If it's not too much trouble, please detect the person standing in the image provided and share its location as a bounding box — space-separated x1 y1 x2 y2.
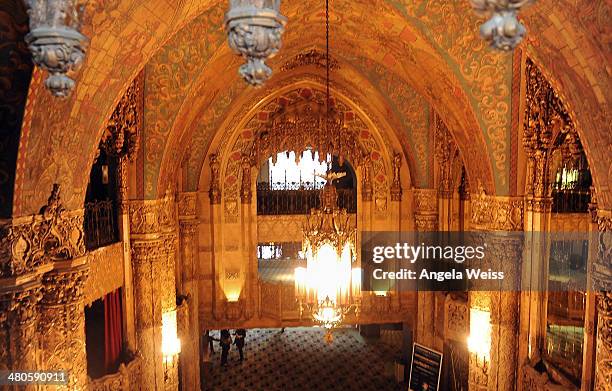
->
219 329 232 367
233 329 247 361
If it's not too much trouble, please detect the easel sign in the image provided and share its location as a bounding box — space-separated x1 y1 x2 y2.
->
408 343 443 391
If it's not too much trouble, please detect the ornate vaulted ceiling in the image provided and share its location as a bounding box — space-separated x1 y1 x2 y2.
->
8 0 611 217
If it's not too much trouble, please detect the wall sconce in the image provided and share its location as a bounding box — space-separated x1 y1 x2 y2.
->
161 310 181 363
225 0 287 86
24 0 88 97
226 291 241 303
467 307 491 368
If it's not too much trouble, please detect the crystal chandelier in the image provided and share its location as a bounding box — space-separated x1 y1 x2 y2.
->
470 0 535 51
225 0 287 86
24 0 88 97
294 177 361 334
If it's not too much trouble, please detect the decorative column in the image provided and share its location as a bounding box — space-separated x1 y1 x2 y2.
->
413 189 438 349
1 184 88 389
101 72 143 351
39 260 89 389
0 280 42 390
178 192 201 391
593 210 611 390
434 114 458 231
468 187 524 391
129 194 179 391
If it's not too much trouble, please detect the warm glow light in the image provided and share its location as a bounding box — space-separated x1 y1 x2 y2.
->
374 291 387 297
226 291 241 302
161 310 181 361
467 308 491 361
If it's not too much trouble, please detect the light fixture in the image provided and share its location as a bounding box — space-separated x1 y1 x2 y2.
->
294 174 361 336
467 307 491 369
161 309 181 363
469 0 535 51
225 0 287 86
24 0 88 97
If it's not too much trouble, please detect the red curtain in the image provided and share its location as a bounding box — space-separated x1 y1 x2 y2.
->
104 289 123 373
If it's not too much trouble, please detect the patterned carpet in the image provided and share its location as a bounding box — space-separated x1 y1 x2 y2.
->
202 327 405 391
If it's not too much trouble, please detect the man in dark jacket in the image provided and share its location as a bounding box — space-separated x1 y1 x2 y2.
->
233 329 247 361
219 329 232 367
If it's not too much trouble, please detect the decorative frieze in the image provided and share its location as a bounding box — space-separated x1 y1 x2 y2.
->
0 184 85 278
413 189 438 231
470 184 523 231
240 155 252 204
128 193 176 236
281 49 340 72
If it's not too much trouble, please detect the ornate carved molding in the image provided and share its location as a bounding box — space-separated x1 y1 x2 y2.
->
595 291 612 390
435 113 460 199
240 155 252 204
445 293 468 342
0 184 85 278
523 58 576 200
280 49 340 72
128 193 176 236
209 154 221 205
40 264 88 307
413 189 438 231
178 192 197 219
390 152 402 202
470 184 524 231
88 354 142 391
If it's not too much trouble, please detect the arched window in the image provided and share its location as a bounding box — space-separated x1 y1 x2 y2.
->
256 150 356 215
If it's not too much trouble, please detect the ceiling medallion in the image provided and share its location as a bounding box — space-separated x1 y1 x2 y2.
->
225 0 287 86
24 0 88 97
470 0 535 51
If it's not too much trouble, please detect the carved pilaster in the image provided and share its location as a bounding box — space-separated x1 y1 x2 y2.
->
594 212 612 390
413 189 438 231
390 152 402 202
240 155 252 204
0 281 42 387
131 239 166 391
209 154 221 205
177 218 200 391
361 159 373 202
39 261 89 390
468 201 523 391
435 114 457 199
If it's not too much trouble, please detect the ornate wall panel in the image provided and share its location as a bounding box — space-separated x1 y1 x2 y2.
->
84 242 124 306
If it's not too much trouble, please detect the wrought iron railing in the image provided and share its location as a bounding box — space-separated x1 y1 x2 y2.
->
84 200 118 250
256 184 356 215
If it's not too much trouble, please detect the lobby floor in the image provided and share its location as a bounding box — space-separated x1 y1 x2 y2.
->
202 327 405 391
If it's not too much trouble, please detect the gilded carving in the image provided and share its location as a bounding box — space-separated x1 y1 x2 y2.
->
209 154 221 205
128 193 176 236
445 293 468 342
413 189 438 231
390 152 402 202
101 72 143 212
470 184 523 231
88 354 142 391
178 192 197 218
523 58 577 209
240 154 252 204
0 184 85 278
434 114 461 199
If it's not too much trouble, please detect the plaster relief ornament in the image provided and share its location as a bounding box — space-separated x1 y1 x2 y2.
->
24 0 88 97
470 0 535 51
225 0 287 86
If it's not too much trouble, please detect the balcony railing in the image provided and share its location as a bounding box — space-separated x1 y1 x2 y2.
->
257 183 356 215
84 200 119 250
